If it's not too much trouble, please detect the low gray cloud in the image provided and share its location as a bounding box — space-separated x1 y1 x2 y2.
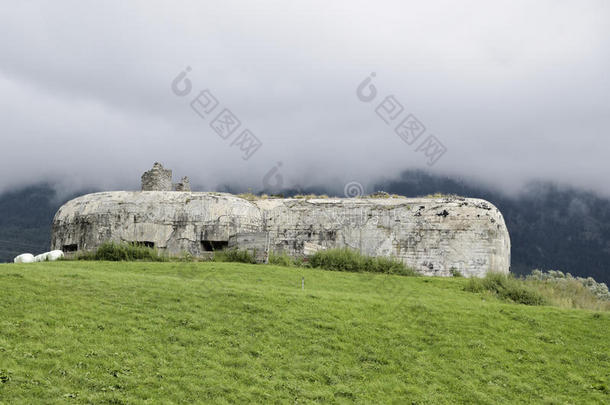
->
1 0 609 196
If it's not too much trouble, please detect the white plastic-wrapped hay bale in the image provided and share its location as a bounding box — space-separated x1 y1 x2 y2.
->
34 252 49 262
46 250 64 261
14 253 35 263
33 250 64 262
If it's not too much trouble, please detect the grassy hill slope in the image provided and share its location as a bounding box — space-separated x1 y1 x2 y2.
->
0 262 608 404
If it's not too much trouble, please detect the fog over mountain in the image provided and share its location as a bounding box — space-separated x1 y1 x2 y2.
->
1 1 609 196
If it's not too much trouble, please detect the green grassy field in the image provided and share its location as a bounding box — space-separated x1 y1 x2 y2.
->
0 262 608 404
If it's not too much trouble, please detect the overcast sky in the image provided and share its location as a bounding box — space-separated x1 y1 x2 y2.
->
1 0 609 197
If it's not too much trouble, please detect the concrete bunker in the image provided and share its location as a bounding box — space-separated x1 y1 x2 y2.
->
50 163 511 277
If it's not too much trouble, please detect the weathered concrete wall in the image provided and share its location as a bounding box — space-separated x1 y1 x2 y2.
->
228 232 269 262
141 162 173 191
254 197 510 277
52 192 262 256
51 192 510 277
173 177 191 192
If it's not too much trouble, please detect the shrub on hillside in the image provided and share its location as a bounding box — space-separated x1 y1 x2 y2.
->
76 242 167 262
527 270 610 301
524 270 610 310
465 272 546 306
213 248 257 264
309 248 417 276
450 268 463 277
268 251 294 267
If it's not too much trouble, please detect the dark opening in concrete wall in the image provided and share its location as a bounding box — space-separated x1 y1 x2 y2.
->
132 241 155 248
201 240 229 251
